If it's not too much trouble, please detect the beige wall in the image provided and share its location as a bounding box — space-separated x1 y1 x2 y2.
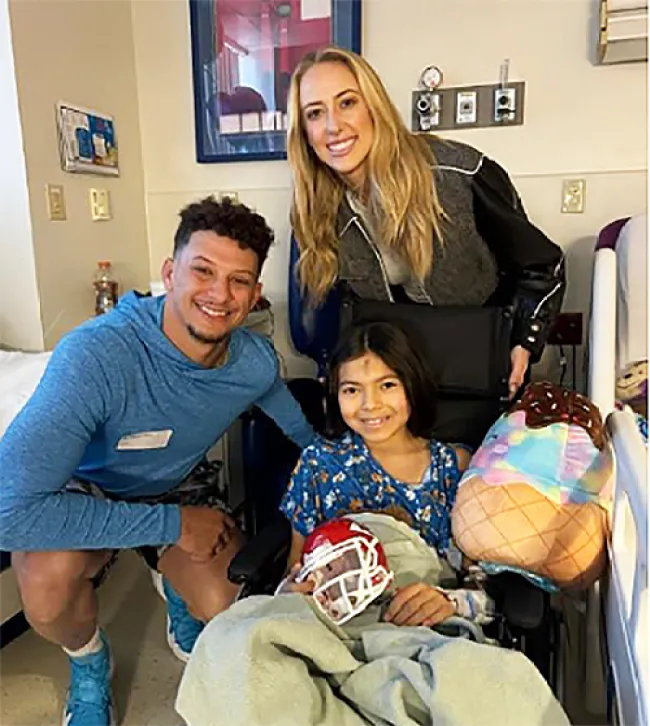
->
370 0 647 176
131 0 647 380
9 0 150 349
0 0 43 351
131 0 309 371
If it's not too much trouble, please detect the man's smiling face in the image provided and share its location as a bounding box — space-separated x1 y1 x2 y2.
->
162 230 261 359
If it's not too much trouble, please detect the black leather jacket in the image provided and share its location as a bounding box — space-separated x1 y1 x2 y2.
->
334 137 565 361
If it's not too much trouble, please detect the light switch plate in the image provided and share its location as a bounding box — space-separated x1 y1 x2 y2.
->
561 179 586 214
46 184 66 221
219 191 239 203
90 188 111 221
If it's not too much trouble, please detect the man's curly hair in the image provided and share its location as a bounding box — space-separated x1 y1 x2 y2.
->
173 196 274 274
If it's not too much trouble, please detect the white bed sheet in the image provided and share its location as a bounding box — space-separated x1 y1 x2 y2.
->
590 214 648 416
0 350 51 440
616 213 648 375
0 350 51 633
589 247 618 416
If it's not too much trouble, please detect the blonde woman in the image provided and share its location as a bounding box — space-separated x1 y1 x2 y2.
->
287 47 565 397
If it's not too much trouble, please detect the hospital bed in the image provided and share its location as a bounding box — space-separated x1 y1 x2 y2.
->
0 349 51 646
588 213 648 725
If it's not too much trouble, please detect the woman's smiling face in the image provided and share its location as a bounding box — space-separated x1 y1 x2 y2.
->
299 61 374 189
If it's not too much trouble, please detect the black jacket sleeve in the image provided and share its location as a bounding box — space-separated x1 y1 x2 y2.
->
472 156 565 361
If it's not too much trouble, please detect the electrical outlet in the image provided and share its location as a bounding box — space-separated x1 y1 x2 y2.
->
89 189 111 221
561 179 586 214
547 312 583 346
494 87 516 122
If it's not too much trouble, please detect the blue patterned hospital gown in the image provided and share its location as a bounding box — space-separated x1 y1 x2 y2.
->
280 432 463 555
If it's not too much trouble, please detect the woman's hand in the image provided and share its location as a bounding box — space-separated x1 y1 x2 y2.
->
275 562 315 595
508 345 531 399
383 583 456 627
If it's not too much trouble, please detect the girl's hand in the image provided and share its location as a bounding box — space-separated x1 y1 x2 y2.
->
275 562 315 595
383 583 456 627
508 345 531 399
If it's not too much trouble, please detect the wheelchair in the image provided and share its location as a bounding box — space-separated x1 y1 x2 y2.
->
226 236 564 695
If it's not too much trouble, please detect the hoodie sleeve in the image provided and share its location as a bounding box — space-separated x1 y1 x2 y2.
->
472 156 566 361
251 338 315 449
0 332 181 552
255 374 315 449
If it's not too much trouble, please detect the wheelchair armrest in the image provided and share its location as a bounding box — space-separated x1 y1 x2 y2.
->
228 518 291 587
485 572 546 630
503 582 545 630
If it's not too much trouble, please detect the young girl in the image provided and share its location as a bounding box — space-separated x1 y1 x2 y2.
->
280 321 492 628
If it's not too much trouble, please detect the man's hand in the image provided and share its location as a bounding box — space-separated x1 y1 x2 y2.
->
177 506 236 563
508 345 531 400
383 583 456 627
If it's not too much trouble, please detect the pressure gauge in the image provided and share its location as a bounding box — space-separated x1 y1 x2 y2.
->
419 65 443 90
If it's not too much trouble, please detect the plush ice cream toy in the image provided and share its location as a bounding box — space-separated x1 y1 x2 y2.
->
451 382 612 591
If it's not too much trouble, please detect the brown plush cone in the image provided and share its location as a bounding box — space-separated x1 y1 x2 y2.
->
452 478 608 590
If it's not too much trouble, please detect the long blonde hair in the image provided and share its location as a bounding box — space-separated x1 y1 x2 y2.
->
288 46 445 305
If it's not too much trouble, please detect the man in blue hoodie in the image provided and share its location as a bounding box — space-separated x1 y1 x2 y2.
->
0 196 315 725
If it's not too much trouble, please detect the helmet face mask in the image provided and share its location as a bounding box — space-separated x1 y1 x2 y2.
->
299 519 393 625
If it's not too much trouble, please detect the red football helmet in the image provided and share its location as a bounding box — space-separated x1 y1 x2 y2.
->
298 518 393 625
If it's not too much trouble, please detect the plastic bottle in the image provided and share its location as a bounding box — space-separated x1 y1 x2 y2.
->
94 260 118 316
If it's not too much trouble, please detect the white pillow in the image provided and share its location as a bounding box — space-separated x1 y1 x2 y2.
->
0 351 51 440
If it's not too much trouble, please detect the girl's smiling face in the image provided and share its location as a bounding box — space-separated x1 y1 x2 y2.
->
337 352 411 446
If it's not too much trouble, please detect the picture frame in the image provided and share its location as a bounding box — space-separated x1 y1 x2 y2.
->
188 0 362 164
55 102 119 176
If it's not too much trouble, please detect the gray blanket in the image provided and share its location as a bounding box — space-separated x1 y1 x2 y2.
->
176 513 569 726
176 593 569 726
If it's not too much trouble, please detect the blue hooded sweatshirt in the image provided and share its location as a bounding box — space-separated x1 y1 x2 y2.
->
0 292 314 552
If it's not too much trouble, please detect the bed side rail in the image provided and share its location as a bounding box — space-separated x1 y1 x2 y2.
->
606 409 647 726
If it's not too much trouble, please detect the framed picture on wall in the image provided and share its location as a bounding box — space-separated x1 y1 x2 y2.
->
55 102 119 176
189 0 361 163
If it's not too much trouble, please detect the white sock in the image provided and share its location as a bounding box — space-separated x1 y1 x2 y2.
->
63 628 104 659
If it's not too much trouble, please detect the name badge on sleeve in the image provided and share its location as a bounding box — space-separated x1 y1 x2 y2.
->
116 430 173 451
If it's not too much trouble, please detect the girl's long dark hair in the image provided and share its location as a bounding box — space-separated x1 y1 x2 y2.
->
326 321 438 439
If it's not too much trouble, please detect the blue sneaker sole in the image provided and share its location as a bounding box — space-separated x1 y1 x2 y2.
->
62 651 116 726
166 615 191 664
156 574 196 663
